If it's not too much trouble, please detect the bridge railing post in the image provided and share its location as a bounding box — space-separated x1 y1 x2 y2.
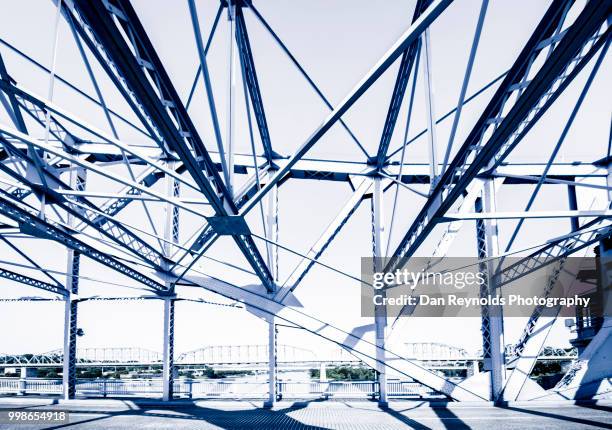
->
18 367 26 396
186 378 193 399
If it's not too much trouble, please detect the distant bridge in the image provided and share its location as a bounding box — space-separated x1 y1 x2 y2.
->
0 343 576 371
0 344 360 370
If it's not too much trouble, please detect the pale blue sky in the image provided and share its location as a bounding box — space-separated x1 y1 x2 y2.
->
0 0 609 358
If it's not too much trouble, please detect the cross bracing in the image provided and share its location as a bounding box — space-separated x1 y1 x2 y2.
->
0 0 610 404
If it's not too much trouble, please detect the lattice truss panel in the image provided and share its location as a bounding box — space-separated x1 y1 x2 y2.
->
0 0 609 402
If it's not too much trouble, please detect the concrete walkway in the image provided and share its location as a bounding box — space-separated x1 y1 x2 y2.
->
0 398 610 429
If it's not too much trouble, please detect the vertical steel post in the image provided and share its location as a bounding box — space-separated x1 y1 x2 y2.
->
266 170 279 278
62 168 85 400
162 166 178 401
372 177 388 407
264 319 278 407
226 1 237 197
475 179 505 401
598 158 612 326
162 296 175 401
567 185 580 231
265 169 279 407
604 160 612 202
421 29 439 187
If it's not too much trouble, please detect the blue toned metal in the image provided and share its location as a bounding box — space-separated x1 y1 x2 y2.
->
66 0 275 291
497 221 612 288
0 190 166 292
274 179 371 303
385 42 421 256
0 135 169 272
62 169 84 400
384 71 507 161
502 38 610 254
235 6 276 161
0 38 151 139
247 3 368 158
374 0 429 168
207 215 251 236
475 182 506 402
441 0 488 172
188 0 230 187
0 54 50 192
475 196 492 363
0 266 67 297
161 297 175 401
568 185 580 231
239 0 454 216
385 0 610 276
65 10 119 139
173 169 266 273
0 55 28 134
185 4 222 110
0 235 63 288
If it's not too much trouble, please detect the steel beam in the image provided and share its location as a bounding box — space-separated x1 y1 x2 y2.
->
420 25 439 186
238 0 453 215
62 168 85 400
66 0 275 291
498 221 612 288
372 178 388 407
442 210 612 220
266 171 279 281
385 0 610 275
184 273 486 401
0 189 166 292
235 6 275 162
162 163 177 401
274 179 372 303
187 0 230 189
0 266 66 297
0 82 190 228
161 297 175 401
0 135 169 272
442 0 488 171
475 180 505 402
264 317 278 408
375 0 428 167
173 165 269 272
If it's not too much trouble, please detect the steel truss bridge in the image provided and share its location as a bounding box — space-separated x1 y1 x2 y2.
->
0 343 577 372
0 0 610 405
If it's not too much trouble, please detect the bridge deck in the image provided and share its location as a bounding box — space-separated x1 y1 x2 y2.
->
0 398 609 429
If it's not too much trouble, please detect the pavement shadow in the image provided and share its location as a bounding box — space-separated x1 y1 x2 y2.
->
428 401 470 430
41 399 333 430
497 404 612 429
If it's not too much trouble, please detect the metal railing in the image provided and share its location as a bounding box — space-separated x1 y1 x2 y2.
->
0 378 440 399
